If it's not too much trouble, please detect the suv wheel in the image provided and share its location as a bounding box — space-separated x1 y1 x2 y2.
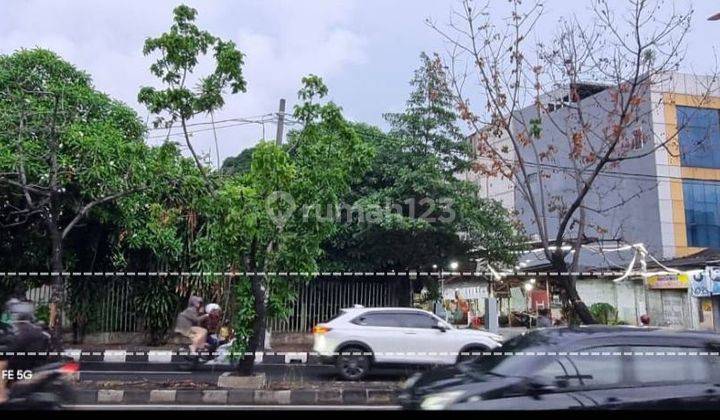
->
457 346 488 363
336 347 371 381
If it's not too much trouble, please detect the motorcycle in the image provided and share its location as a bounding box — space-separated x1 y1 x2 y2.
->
509 310 537 328
0 360 78 410
175 334 238 370
175 320 237 370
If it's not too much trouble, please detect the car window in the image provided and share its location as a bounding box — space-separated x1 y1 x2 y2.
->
397 312 437 329
533 358 578 385
531 346 625 388
351 312 400 327
567 346 625 387
627 345 710 384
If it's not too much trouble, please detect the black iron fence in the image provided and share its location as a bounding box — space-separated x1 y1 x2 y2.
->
22 276 404 334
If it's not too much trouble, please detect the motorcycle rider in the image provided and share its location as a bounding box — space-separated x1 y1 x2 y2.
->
201 303 222 348
0 300 51 404
174 296 209 353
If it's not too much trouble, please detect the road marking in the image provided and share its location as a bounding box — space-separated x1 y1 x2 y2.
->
65 404 402 411
4 349 720 358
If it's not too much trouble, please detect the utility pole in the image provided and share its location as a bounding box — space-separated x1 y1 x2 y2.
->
275 98 286 146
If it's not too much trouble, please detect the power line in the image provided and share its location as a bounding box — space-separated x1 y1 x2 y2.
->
146 118 275 140
145 113 276 131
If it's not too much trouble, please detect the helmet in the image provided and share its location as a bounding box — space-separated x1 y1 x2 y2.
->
640 314 650 325
8 300 35 322
205 303 221 314
4 298 20 312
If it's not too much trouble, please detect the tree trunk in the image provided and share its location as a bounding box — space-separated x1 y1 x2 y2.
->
237 239 265 375
48 228 64 349
249 274 267 352
550 253 596 325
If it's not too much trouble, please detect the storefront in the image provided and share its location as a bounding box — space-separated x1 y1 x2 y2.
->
643 273 692 328
689 265 720 332
439 278 489 328
436 275 555 328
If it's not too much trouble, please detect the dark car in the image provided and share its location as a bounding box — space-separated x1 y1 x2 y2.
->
399 326 720 410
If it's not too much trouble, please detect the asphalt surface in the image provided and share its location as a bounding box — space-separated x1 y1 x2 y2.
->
67 404 402 410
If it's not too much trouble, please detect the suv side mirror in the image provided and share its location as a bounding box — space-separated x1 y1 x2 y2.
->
433 321 448 332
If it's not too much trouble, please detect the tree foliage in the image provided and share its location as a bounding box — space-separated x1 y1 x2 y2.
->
139 4 246 178
321 54 520 282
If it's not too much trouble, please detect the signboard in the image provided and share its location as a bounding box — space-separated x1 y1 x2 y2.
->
530 290 550 311
646 273 689 290
443 286 488 300
509 287 525 311
690 267 720 297
709 266 720 295
691 270 713 297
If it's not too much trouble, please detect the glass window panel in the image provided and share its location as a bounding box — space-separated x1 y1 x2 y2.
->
684 180 720 248
677 106 720 169
628 346 710 384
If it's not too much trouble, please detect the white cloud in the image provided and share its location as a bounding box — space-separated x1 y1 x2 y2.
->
0 0 367 164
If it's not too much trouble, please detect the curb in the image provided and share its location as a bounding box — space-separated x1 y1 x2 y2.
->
75 388 398 405
66 350 318 365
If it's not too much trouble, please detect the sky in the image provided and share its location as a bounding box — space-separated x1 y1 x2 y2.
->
2 0 719 166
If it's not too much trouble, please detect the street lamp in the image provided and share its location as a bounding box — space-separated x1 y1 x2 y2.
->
449 261 459 271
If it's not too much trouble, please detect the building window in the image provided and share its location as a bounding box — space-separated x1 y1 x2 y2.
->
677 106 720 169
683 180 720 248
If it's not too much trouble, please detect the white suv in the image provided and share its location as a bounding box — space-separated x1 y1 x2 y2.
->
312 306 504 380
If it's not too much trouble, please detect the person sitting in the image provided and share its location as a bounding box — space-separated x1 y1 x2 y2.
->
201 303 222 348
537 308 553 328
174 296 209 353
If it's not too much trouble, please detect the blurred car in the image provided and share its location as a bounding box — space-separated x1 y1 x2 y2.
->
312 306 504 380
400 326 720 410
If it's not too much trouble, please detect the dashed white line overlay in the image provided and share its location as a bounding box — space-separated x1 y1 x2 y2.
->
0 270 634 278
2 351 718 357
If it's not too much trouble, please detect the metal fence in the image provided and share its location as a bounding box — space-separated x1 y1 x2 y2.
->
268 278 402 333
25 279 140 332
23 277 403 334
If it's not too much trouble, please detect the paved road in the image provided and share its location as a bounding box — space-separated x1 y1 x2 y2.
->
79 362 422 384
66 404 402 410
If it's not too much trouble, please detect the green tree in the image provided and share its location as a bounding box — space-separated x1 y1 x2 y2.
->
221 146 255 176
194 75 371 372
138 4 246 185
321 55 521 292
384 52 471 175
0 49 153 338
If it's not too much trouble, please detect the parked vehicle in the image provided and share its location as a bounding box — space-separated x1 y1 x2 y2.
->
312 306 504 380
399 326 720 410
0 360 78 410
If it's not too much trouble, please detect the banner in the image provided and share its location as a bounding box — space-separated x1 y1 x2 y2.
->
646 273 689 290
691 270 713 297
709 266 720 295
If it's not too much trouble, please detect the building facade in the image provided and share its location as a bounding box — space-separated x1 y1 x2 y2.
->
471 72 720 329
